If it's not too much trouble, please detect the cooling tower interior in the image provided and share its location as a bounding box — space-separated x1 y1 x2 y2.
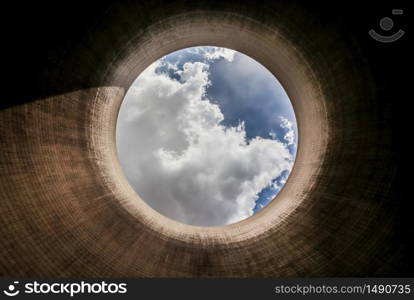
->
0 0 411 277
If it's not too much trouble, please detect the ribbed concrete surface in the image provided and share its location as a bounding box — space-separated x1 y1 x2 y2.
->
0 0 403 276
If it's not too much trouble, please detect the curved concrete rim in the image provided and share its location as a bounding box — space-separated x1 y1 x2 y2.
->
102 12 327 243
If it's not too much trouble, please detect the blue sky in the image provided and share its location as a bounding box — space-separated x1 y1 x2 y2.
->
116 46 297 226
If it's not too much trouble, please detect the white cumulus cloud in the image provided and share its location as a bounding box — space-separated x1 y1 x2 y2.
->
203 46 236 62
280 116 295 146
116 57 294 226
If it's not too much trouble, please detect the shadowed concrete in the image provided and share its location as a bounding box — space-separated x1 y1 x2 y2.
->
0 0 409 276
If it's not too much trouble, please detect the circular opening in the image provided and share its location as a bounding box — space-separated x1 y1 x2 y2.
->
88 8 330 246
96 12 328 243
116 46 297 226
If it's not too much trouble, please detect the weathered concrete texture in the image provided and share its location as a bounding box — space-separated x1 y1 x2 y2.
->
0 0 404 276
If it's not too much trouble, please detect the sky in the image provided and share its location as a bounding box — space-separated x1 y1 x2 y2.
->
116 46 297 227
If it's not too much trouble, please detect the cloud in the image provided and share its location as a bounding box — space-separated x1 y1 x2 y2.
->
203 47 236 62
185 46 236 62
279 116 295 146
116 54 294 226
